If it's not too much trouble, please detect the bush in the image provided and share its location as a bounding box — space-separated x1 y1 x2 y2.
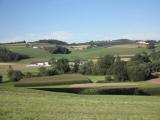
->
105 75 113 82
7 68 24 81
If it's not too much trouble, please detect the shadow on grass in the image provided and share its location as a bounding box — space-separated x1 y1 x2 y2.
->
32 87 151 96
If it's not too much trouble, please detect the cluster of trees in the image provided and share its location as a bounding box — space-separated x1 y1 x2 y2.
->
7 66 24 81
0 47 29 62
79 52 160 82
4 58 78 82
37 58 74 76
5 50 160 83
34 51 160 82
35 39 68 45
3 40 26 44
71 39 136 47
45 46 71 54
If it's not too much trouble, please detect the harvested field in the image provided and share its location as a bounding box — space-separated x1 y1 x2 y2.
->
109 44 146 48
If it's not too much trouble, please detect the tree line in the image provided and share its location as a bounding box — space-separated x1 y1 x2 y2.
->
0 47 29 62
2 51 160 83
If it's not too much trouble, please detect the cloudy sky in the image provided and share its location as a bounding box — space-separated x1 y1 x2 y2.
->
0 0 160 43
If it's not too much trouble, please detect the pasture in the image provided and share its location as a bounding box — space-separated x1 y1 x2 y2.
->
5 45 148 63
0 82 160 120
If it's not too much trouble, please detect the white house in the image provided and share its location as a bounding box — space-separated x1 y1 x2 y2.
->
26 62 51 67
136 41 149 45
33 46 38 48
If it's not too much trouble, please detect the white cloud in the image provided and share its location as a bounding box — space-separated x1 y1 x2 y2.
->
52 31 74 41
110 32 160 40
0 31 75 43
103 32 160 40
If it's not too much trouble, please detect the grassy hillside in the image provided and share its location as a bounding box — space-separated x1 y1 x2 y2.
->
7 46 148 63
15 74 92 87
0 83 160 120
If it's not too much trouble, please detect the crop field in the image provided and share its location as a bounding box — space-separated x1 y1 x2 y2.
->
15 74 92 87
0 82 160 120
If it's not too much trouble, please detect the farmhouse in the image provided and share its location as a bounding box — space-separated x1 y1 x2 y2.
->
33 46 38 48
26 61 51 67
136 40 149 45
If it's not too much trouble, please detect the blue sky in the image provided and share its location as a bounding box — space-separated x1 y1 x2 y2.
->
0 0 160 43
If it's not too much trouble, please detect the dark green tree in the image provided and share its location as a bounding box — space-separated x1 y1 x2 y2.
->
97 54 115 74
56 58 70 73
147 42 155 50
72 59 80 73
127 64 151 81
110 58 128 81
79 61 94 75
150 51 160 61
131 52 150 63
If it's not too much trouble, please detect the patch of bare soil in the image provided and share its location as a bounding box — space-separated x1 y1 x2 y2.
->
147 78 160 84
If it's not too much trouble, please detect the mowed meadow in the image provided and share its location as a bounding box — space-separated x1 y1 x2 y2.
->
0 43 160 120
0 82 160 120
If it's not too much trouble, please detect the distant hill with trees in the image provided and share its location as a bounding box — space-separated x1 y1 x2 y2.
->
2 40 26 44
70 39 136 47
34 39 68 45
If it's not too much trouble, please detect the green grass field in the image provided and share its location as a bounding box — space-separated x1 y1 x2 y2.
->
0 82 160 120
87 75 105 82
0 44 160 120
7 46 148 63
15 74 92 87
